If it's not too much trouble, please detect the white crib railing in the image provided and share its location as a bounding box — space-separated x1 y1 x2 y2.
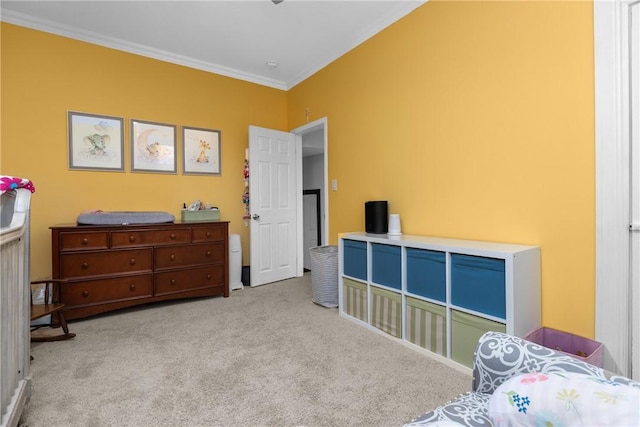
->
0 188 32 427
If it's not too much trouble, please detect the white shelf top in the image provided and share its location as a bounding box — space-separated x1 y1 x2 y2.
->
339 232 539 257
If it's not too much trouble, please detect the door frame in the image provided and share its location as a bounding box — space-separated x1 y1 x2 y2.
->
594 0 638 378
292 117 329 278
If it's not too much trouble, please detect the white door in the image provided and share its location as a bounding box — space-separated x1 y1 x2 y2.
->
595 0 640 379
249 126 297 287
630 0 640 380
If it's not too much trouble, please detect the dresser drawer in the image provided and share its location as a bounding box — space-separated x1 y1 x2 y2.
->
111 228 190 248
61 274 153 307
60 231 108 251
61 248 153 278
155 242 224 270
192 225 226 243
155 265 225 296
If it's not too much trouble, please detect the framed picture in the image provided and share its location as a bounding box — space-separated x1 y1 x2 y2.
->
68 111 124 171
130 119 177 173
182 126 221 175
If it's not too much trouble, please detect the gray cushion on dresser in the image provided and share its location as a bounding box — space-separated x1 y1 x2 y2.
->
77 211 175 225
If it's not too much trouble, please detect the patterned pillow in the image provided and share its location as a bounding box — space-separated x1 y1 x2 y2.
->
488 372 640 427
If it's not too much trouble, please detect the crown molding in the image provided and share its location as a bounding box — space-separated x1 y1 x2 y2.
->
1 10 288 90
2 1 426 91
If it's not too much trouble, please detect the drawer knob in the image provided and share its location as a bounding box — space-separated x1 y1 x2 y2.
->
205 231 211 237
129 235 135 242
170 233 176 240
170 279 176 286
81 238 89 245
82 290 89 298
129 258 136 265
170 254 176 261
129 284 136 291
206 251 212 257
81 262 89 269
206 274 212 280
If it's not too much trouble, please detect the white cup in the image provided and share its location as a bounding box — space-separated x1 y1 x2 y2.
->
388 214 401 236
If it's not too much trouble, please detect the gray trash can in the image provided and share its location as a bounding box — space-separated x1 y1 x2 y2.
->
309 245 339 308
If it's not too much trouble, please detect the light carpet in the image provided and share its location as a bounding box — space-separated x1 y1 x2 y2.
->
21 273 471 427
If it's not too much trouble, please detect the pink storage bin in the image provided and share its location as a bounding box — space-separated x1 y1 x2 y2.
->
524 327 603 368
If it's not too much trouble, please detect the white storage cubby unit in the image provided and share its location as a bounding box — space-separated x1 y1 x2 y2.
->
338 232 541 368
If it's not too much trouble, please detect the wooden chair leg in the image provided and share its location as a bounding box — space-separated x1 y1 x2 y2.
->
31 311 76 342
31 333 76 342
57 311 72 335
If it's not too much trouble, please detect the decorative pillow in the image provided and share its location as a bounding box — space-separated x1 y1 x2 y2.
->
488 372 640 427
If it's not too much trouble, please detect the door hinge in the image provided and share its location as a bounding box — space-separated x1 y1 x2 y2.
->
630 223 640 232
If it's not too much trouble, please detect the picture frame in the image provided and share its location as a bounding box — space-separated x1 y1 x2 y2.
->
130 119 177 173
68 111 124 171
182 126 221 175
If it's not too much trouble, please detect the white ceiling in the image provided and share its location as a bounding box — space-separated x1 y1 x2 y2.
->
0 0 425 90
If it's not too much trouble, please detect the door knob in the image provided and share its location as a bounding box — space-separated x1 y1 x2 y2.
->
252 214 260 220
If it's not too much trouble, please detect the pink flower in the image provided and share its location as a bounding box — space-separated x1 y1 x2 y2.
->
520 373 549 383
0 176 35 194
1 176 22 192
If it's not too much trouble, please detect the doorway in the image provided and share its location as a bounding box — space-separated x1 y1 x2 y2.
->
293 118 329 276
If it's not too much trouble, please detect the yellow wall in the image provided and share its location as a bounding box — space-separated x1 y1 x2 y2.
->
288 1 595 337
1 23 287 278
2 0 597 338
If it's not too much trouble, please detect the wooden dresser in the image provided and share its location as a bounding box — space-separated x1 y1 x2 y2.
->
50 221 229 320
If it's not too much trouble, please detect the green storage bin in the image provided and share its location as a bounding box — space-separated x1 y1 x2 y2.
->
371 286 402 338
406 297 447 356
181 209 220 222
343 278 367 322
451 310 506 368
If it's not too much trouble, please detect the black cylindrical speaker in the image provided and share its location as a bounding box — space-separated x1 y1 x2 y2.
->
365 201 388 234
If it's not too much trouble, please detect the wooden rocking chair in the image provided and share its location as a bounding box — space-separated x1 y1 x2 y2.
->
30 279 76 342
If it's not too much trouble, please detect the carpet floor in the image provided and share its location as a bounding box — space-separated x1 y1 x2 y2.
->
21 273 471 427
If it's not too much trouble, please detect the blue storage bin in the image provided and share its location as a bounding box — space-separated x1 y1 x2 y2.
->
371 243 401 289
406 248 446 302
343 239 367 280
451 254 506 318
